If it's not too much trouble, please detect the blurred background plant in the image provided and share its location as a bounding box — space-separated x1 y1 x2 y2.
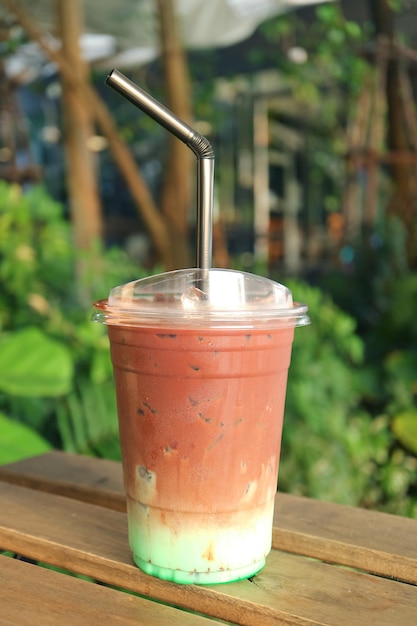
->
280 278 417 517
0 0 416 518
0 181 139 461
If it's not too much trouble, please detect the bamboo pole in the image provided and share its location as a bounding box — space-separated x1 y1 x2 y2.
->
56 0 103 253
156 0 193 268
3 0 173 268
342 69 372 242
364 37 388 228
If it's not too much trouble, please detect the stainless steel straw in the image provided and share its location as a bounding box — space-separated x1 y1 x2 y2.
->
106 69 215 270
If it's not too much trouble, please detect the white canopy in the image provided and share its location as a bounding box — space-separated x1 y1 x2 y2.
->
4 0 330 79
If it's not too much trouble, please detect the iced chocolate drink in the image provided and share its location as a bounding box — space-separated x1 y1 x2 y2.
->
93 268 308 584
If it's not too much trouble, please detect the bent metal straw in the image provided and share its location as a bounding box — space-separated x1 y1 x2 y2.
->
105 69 215 270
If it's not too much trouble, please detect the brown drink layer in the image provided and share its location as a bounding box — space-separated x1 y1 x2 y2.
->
108 325 293 513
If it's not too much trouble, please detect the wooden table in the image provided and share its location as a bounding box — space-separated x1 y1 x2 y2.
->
0 452 416 625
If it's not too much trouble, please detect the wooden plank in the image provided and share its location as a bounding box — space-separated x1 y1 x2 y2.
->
0 482 416 626
0 451 125 511
0 555 223 626
1 452 417 583
272 494 417 584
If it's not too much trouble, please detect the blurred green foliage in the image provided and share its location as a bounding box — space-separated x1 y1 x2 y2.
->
0 327 73 396
252 2 417 515
0 413 52 464
280 280 417 517
0 181 139 462
317 215 417 515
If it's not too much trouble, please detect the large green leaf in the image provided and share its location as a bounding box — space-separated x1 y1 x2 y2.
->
0 412 52 464
0 327 73 397
392 411 417 455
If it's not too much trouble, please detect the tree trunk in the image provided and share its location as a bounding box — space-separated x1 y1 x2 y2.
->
156 0 194 268
3 0 174 269
370 0 417 266
56 0 103 253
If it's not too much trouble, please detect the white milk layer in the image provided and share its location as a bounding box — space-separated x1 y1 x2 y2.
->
126 496 275 583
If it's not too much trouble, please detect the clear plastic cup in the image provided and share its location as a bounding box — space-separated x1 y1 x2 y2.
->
93 268 309 584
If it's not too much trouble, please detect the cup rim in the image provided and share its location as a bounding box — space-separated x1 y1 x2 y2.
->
92 298 310 329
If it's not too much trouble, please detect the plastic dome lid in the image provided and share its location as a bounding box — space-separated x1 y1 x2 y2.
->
92 268 309 329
